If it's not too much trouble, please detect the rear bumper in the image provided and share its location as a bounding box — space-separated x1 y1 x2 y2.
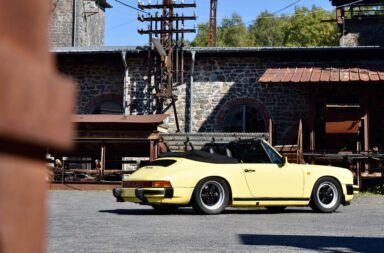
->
112 188 124 202
134 188 173 204
113 187 174 204
113 187 193 205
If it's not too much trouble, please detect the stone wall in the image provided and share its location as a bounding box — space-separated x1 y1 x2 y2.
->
340 20 384 46
49 0 106 47
166 56 310 144
55 49 384 146
58 54 124 113
55 53 315 144
57 53 155 114
50 0 73 47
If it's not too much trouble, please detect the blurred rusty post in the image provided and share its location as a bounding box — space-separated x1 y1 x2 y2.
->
0 0 75 252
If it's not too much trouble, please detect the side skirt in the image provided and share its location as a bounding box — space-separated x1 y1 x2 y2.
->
233 197 310 201
231 197 310 207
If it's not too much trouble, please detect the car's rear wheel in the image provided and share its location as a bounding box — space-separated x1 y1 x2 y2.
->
310 177 341 213
192 177 229 215
151 204 179 213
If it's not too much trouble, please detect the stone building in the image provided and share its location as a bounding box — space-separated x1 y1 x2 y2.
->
49 0 111 47
54 46 384 152
331 0 384 46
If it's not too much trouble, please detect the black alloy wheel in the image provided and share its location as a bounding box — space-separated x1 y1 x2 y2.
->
192 177 229 215
310 177 342 213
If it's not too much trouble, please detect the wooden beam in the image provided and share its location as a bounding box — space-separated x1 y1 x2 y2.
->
309 95 316 152
297 119 303 164
150 140 156 161
363 91 370 171
100 144 106 180
268 118 273 145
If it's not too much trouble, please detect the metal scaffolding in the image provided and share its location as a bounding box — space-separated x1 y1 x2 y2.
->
138 0 196 132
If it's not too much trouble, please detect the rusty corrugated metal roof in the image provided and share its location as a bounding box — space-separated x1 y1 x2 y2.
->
74 114 169 124
258 67 384 83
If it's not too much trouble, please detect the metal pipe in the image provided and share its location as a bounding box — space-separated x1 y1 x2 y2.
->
72 0 77 47
189 50 196 133
121 50 130 115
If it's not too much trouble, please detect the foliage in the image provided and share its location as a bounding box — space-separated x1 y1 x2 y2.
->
216 13 251 47
363 183 384 195
191 13 251 47
190 22 209 47
248 11 289 47
282 6 339 47
192 5 339 47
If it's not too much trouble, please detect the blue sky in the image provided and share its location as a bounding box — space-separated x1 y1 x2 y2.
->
105 0 334 46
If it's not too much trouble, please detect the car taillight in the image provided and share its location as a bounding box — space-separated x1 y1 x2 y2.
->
153 181 172 188
123 181 172 188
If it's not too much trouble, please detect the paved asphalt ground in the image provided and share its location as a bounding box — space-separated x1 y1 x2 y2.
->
47 191 384 253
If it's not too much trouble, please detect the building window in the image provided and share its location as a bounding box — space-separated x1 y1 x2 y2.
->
223 105 266 132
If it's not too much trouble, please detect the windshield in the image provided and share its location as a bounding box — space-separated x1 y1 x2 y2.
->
261 142 284 164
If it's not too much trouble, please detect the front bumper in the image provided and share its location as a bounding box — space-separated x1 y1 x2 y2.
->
343 184 359 205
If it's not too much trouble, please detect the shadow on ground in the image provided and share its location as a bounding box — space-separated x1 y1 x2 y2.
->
99 207 315 215
239 234 384 253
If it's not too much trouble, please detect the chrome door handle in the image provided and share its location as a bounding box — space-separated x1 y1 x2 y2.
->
244 169 255 173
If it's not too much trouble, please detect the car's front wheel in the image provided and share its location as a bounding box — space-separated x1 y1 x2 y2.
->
310 177 341 213
192 177 229 215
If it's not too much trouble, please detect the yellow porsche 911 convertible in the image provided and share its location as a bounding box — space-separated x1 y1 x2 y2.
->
113 139 356 215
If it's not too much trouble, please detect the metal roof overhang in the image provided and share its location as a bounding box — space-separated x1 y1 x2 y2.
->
51 46 147 55
73 114 169 141
50 114 169 156
258 67 384 83
74 114 168 124
330 0 382 6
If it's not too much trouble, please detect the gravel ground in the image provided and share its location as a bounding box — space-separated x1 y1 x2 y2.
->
47 191 384 253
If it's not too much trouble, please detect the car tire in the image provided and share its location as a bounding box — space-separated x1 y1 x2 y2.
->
192 177 229 215
265 206 286 213
310 177 342 213
151 204 179 213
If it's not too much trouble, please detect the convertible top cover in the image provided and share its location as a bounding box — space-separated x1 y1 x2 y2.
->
159 150 238 164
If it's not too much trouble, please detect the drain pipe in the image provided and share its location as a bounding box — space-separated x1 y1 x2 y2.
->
189 50 196 133
72 0 77 47
121 50 130 116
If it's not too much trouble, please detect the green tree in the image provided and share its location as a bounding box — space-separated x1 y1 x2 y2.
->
217 13 251 47
191 6 339 47
283 6 339 46
248 11 289 47
191 13 250 47
190 22 209 47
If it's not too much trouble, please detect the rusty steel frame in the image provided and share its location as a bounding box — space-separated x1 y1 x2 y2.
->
208 0 217 47
138 0 196 132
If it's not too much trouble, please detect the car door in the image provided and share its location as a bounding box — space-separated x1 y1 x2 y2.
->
236 141 304 198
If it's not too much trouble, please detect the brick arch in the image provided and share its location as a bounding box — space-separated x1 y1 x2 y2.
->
84 94 123 114
215 97 270 131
